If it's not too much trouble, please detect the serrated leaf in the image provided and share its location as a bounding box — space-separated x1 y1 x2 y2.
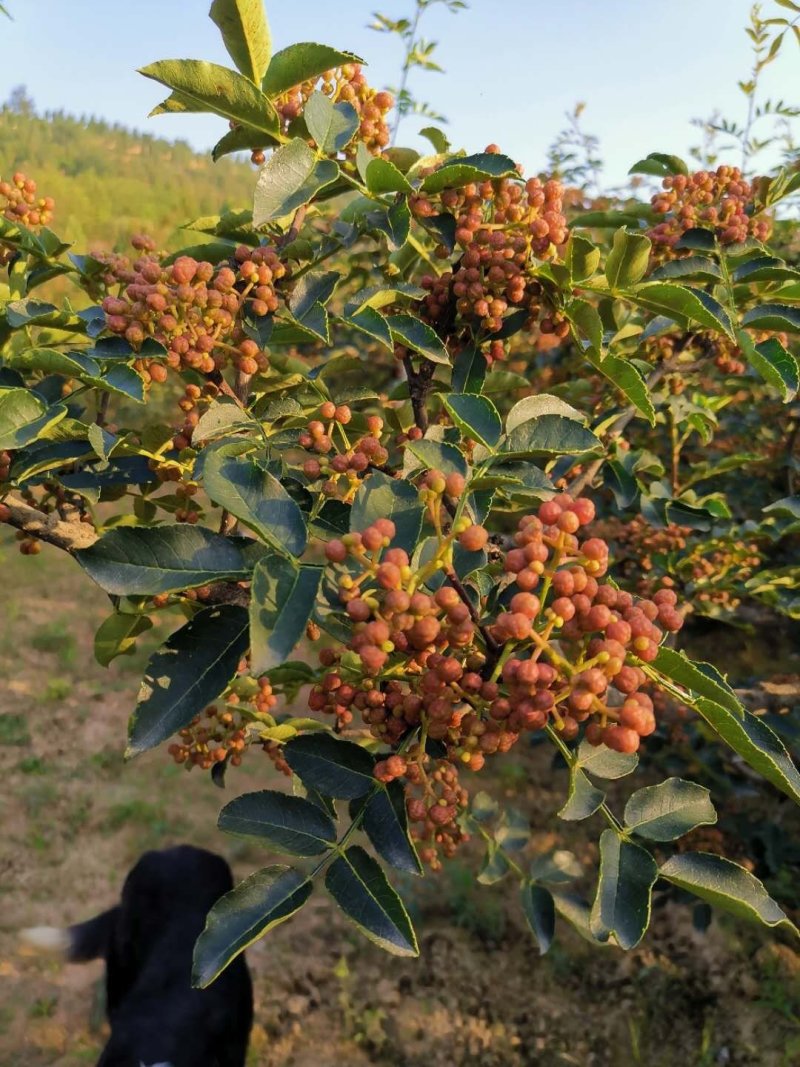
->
405 437 468 478
253 138 339 225
193 399 258 443
210 0 272 84
559 767 605 821
351 470 424 553
742 304 800 333
630 282 734 337
451 344 487 394
249 555 322 674
203 446 307 556
139 59 278 133
586 349 654 424
218 789 336 855
576 738 639 779
506 394 585 432
75 525 249 596
693 698 800 805
443 393 501 449
624 778 716 841
477 842 511 884
387 313 449 364
565 233 600 282
325 845 418 956
365 157 414 194
590 830 657 949
193 865 312 987
93 612 153 668
738 331 799 399
128 605 250 755
605 227 651 289
501 415 602 459
304 92 359 154
521 883 555 954
362 781 422 875
262 43 362 97
648 646 743 717
660 852 798 935
420 152 517 194
283 733 375 799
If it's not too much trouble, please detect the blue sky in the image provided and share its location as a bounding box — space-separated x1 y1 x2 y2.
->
1 0 797 185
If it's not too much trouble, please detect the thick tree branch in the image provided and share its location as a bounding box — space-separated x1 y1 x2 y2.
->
1 492 99 551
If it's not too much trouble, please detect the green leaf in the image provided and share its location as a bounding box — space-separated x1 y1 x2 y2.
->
249 555 322 674
139 59 278 134
209 0 272 84
628 152 688 177
193 398 258 443
659 852 798 935
506 394 584 431
530 849 583 884
623 778 717 841
566 298 604 353
365 157 414 195
212 124 278 160
6 347 101 378
418 126 450 153
737 331 799 400
576 738 639 779
203 447 307 556
325 845 418 956
742 303 800 334
75 525 249 596
570 209 649 229
732 256 800 284
94 612 153 668
218 789 336 855
565 233 601 282
587 348 654 424
629 282 734 337
345 283 425 315
350 470 424 553
304 91 359 154
387 313 449 364
337 306 394 351
283 733 375 799
253 138 339 225
127 605 250 755
451 344 487 394
521 883 555 954
362 781 422 875
193 865 312 987
558 767 605 821
262 43 362 97
605 227 651 289
650 256 722 283
444 394 501 449
420 152 518 194
590 829 657 949
648 647 743 718
0 389 51 449
693 698 800 805
501 415 602 459
406 438 468 479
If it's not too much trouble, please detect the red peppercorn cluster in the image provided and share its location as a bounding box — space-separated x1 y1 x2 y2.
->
274 65 393 155
306 487 686 865
413 155 567 346
300 410 389 502
648 166 771 249
168 674 278 770
0 171 55 228
100 240 283 376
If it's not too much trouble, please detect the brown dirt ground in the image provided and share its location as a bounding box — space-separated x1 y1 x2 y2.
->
2 532 800 1067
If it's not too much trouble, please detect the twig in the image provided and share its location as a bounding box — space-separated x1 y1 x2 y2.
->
403 353 434 433
0 492 99 552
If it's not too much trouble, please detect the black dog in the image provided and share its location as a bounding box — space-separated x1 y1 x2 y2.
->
23 845 253 1067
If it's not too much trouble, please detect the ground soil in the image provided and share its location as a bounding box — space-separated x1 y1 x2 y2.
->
2 533 800 1067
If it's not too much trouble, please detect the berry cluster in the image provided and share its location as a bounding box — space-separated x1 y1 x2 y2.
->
300 409 389 502
274 65 393 155
413 153 567 344
168 674 278 770
648 166 771 249
309 488 685 864
100 240 283 376
0 172 55 228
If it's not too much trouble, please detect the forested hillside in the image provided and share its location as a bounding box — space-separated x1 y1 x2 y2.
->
0 87 256 250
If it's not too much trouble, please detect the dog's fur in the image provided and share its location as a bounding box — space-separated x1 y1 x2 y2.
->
23 845 253 1067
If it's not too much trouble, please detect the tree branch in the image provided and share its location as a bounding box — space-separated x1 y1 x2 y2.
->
403 353 434 433
0 492 99 551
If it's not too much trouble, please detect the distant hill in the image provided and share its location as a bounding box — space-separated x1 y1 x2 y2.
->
0 87 257 252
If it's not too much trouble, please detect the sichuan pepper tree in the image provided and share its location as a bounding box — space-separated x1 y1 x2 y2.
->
2 0 800 982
